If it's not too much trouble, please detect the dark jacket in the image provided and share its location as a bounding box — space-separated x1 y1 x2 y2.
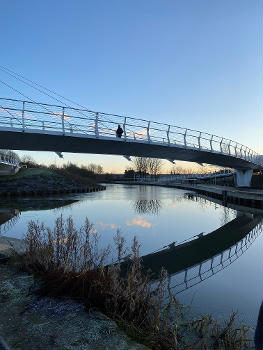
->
116 126 123 138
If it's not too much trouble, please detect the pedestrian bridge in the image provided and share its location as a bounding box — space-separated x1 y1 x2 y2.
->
0 97 262 186
0 150 20 175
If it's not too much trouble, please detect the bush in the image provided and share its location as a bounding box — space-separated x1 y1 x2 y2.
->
12 216 252 350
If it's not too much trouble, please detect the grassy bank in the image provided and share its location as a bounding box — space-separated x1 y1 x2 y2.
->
9 216 252 350
0 167 103 196
0 167 54 182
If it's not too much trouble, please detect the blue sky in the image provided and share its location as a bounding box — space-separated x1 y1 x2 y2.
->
0 0 261 173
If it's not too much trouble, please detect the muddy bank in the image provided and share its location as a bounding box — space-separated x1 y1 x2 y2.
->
0 168 106 197
0 226 148 349
0 263 148 350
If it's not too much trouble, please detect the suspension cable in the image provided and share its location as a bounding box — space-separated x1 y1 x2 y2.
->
0 79 74 129
0 65 89 110
0 66 105 124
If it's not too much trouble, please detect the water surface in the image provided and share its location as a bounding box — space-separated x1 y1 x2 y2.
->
1 184 262 327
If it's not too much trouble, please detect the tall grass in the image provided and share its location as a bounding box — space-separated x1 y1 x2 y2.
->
13 216 252 350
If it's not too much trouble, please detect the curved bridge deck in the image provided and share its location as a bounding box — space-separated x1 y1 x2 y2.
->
0 97 262 171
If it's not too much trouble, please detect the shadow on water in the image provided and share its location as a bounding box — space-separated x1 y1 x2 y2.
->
138 213 262 294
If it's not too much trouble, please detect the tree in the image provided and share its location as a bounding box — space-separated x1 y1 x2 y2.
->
20 155 38 168
97 165 103 175
132 157 148 178
148 158 162 179
86 163 103 175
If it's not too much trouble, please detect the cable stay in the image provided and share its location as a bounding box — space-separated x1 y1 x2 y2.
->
0 66 121 132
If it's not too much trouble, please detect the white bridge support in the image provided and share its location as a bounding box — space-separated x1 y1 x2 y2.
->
235 169 253 187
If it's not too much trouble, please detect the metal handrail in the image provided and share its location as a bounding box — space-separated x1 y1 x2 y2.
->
0 97 261 167
165 169 235 182
0 151 20 167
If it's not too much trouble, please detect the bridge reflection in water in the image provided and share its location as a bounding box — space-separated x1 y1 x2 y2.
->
0 209 20 235
139 213 262 294
1 195 262 297
0 199 77 236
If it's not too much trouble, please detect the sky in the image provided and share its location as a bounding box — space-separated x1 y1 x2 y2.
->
0 0 262 173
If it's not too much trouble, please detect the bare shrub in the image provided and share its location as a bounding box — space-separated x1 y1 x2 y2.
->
12 216 252 350
18 215 109 273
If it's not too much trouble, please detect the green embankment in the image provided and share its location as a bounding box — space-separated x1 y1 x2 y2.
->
0 167 104 196
0 168 55 182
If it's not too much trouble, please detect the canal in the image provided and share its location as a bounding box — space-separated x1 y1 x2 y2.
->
0 183 262 328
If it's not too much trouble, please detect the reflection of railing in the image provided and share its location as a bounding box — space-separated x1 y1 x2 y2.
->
0 97 262 168
170 221 262 294
0 210 20 235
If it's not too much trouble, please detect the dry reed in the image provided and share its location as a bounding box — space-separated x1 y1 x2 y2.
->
12 215 252 350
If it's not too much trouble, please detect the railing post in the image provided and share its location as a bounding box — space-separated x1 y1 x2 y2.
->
95 112 99 137
123 117 127 141
42 121 45 130
220 138 223 153
228 141 231 155
220 252 224 265
184 269 188 283
244 147 247 160
198 132 201 149
248 149 252 161
210 135 214 151
210 257 214 271
22 101 25 132
251 151 254 163
147 121 151 143
61 107 65 135
234 143 238 157
239 145 243 158
184 129 188 147
198 263 202 276
167 125 170 145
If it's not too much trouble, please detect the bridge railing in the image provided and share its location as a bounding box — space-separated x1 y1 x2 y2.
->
155 169 235 182
0 97 261 167
0 151 20 167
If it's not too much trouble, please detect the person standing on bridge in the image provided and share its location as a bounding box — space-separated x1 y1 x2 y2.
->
116 124 123 138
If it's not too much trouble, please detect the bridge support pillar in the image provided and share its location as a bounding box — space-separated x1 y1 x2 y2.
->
234 169 253 187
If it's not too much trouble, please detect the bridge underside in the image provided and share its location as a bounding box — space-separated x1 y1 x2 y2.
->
0 129 259 171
